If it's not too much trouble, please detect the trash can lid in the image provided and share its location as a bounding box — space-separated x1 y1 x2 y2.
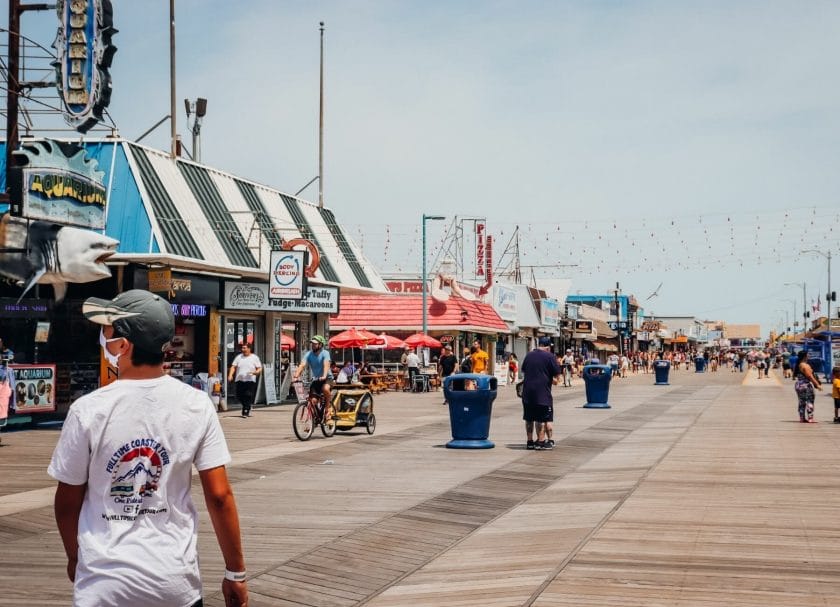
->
443 373 498 391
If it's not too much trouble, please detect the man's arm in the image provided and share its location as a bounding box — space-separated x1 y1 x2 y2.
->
292 357 307 379
199 465 248 606
54 481 87 582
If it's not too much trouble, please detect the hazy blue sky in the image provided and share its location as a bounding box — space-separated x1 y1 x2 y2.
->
14 1 840 335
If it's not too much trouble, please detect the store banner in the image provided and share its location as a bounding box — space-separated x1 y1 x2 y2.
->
148 268 172 293
224 282 339 313
492 285 517 321
269 250 307 300
540 298 559 328
262 363 279 404
475 221 486 279
575 320 593 334
11 364 57 413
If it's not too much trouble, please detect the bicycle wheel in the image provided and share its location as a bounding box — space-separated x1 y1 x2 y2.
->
292 402 314 441
366 412 376 435
321 403 337 437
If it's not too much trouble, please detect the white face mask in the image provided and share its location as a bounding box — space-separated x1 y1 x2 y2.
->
99 328 123 368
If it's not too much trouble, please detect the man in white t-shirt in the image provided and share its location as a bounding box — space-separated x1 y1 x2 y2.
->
561 349 575 386
608 353 620 377
48 290 248 607
228 343 262 417
406 349 421 386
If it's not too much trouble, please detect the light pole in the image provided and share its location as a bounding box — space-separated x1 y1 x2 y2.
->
422 215 445 337
184 98 207 162
785 282 808 333
802 249 833 320
782 298 797 335
775 308 789 336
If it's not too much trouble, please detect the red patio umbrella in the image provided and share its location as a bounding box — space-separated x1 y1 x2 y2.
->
404 333 442 348
279 334 296 350
361 333 408 368
329 328 384 349
362 333 407 350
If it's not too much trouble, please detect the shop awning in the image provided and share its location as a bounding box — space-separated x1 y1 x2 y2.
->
330 294 509 333
590 340 618 352
1 139 388 294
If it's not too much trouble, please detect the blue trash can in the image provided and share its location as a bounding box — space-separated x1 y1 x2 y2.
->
582 364 612 409
653 359 670 385
695 357 706 373
443 374 498 449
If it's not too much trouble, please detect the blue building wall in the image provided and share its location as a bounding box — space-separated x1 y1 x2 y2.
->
0 140 159 254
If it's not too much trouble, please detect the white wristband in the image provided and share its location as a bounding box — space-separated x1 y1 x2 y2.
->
224 569 247 582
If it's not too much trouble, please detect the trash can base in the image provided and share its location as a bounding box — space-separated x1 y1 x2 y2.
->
446 439 495 449
654 381 670 386
583 402 611 409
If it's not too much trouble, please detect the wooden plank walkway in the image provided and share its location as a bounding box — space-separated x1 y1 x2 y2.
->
2 367 839 605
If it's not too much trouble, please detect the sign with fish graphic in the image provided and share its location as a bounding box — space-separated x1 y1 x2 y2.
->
11 364 57 413
10 140 108 229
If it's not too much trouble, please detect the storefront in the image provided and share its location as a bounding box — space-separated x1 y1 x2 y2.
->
222 282 340 404
1 138 389 417
329 293 508 373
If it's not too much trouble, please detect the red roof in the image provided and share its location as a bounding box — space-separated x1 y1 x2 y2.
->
330 294 508 333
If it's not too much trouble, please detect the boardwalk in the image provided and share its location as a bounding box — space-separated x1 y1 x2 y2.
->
1 367 838 606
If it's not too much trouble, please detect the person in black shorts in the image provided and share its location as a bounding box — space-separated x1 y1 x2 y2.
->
520 336 562 450
437 346 458 405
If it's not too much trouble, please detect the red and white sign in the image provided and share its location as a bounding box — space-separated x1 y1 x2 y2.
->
475 221 486 278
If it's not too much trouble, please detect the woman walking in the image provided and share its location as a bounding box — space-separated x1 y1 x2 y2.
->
793 350 822 423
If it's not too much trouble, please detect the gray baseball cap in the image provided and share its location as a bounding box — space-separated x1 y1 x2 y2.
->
83 289 175 353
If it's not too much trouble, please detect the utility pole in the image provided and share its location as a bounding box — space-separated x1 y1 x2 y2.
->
3 1 52 205
169 0 177 157
614 282 623 357
318 21 325 208
4 0 22 202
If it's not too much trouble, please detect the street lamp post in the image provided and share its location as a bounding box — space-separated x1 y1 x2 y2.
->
422 215 445 337
782 298 797 335
785 283 807 333
775 309 789 336
802 249 833 320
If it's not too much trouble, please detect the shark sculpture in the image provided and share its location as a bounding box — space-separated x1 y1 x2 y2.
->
0 216 119 303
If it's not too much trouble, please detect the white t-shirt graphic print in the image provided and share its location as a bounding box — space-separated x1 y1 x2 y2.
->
48 375 231 607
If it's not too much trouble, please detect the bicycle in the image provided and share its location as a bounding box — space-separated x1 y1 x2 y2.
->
292 381 337 441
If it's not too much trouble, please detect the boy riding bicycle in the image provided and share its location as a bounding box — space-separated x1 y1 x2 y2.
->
293 335 334 420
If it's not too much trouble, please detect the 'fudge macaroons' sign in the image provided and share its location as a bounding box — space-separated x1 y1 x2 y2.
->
225 283 339 313
53 0 117 133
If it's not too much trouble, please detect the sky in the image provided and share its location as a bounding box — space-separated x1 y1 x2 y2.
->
9 0 840 336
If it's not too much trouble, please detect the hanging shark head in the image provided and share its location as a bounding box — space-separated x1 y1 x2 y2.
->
0 218 119 302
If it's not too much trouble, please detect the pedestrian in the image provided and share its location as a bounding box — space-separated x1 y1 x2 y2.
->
782 350 792 379
228 343 262 417
561 349 575 387
459 347 473 373
793 350 822 423
756 351 766 379
607 352 619 377
406 348 421 389
507 352 519 383
48 289 248 607
438 346 459 405
0 337 13 361
470 340 490 374
520 336 562 450
832 366 840 424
